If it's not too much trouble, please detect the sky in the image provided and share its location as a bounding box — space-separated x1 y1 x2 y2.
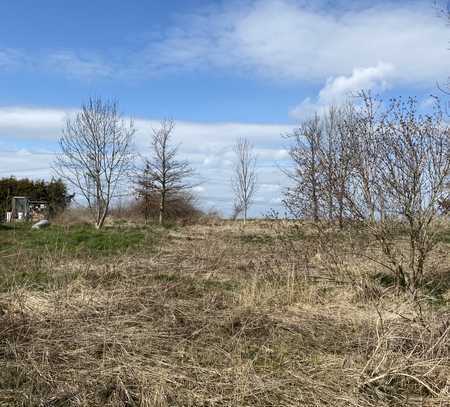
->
0 0 449 216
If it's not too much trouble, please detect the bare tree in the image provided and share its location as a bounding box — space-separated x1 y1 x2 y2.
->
341 91 386 223
231 137 258 224
283 115 323 221
54 98 135 229
320 107 338 221
284 97 391 228
135 119 195 225
318 105 354 227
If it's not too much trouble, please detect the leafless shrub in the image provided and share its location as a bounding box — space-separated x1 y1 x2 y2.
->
345 93 450 291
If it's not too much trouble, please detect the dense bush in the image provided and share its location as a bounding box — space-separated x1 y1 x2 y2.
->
111 191 203 224
140 191 203 222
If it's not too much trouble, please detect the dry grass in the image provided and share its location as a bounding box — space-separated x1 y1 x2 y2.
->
0 221 449 406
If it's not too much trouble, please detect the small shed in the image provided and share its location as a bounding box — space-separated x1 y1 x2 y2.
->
7 196 48 222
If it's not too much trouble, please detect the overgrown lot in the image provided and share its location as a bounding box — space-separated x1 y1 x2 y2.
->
0 221 449 406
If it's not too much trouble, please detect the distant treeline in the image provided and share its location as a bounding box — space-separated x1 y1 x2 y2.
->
0 177 73 220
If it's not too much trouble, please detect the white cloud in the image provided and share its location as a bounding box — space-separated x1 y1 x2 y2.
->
0 148 55 179
255 148 289 160
0 107 69 128
318 62 394 104
136 0 448 86
290 62 394 119
134 119 292 155
0 107 72 140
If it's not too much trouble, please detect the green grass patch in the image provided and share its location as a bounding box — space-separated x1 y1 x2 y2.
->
0 223 164 292
373 271 397 288
152 273 239 298
436 229 450 244
239 233 276 245
0 223 162 257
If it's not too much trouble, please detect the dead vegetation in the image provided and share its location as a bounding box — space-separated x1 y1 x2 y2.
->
0 221 449 406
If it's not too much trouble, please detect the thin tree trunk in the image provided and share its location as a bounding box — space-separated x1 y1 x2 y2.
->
312 180 319 222
338 183 344 229
96 203 109 229
159 191 165 225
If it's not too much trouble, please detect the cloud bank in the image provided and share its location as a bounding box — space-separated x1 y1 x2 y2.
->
0 107 293 216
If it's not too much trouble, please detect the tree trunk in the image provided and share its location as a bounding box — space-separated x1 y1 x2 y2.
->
312 182 319 222
96 204 109 229
328 191 333 223
338 183 344 229
338 201 344 229
159 191 165 225
95 206 102 229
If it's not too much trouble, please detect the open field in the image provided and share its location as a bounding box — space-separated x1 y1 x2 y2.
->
0 221 449 406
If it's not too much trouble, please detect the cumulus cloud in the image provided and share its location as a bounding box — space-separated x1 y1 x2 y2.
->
0 107 293 216
318 62 394 104
290 62 394 119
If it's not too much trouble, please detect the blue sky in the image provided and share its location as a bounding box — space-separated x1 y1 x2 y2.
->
0 0 449 216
